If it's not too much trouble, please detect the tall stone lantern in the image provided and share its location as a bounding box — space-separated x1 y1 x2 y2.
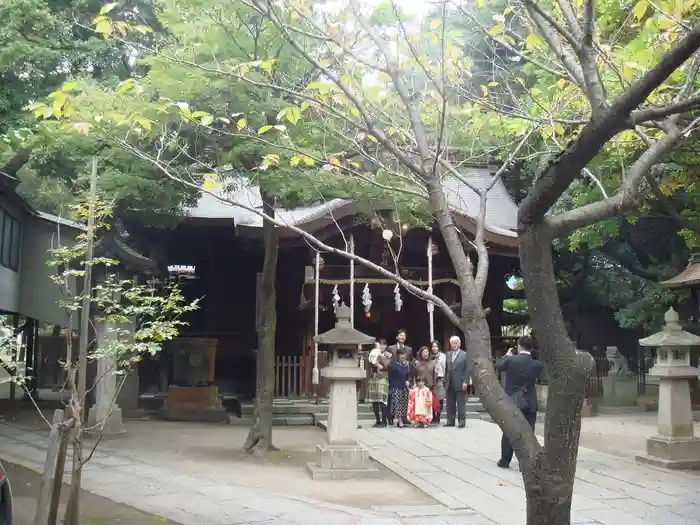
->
635 307 700 469
306 303 379 480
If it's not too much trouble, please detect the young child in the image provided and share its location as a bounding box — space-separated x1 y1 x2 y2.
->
408 376 433 427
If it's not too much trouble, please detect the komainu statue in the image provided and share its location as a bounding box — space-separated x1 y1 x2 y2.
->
606 346 632 376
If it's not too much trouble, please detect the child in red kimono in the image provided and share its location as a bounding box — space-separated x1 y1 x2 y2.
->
408 377 433 427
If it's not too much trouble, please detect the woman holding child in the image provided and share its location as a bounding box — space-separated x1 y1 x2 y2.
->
366 339 391 427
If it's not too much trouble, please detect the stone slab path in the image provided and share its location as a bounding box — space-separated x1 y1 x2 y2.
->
358 420 700 525
1 419 699 525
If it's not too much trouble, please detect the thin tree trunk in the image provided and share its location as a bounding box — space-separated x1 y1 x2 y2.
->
244 192 278 457
518 223 594 525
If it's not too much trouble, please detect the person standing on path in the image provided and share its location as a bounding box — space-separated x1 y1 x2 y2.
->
412 346 441 421
387 329 413 362
494 335 544 469
444 335 470 428
388 348 411 428
431 340 447 424
366 339 390 427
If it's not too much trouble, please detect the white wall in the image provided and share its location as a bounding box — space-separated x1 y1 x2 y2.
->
0 265 20 314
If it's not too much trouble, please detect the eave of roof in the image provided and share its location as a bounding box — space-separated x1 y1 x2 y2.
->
661 254 700 288
187 166 520 248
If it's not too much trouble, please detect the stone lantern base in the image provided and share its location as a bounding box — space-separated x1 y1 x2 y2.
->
636 436 700 470
306 443 381 480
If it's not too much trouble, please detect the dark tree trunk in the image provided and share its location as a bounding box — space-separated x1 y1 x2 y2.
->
465 316 542 472
518 223 594 525
244 193 278 457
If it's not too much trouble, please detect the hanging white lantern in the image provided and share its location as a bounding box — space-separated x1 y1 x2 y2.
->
393 284 403 312
362 283 372 313
331 285 340 312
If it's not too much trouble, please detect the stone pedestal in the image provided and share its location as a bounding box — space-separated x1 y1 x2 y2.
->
307 363 380 479
637 376 700 469
635 308 700 470
306 304 379 480
601 375 638 407
117 368 145 419
162 385 228 422
87 322 125 436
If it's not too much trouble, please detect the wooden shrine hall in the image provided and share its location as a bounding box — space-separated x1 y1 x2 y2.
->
135 166 522 402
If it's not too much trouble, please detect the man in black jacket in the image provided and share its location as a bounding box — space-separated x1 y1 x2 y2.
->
494 335 543 468
387 329 413 362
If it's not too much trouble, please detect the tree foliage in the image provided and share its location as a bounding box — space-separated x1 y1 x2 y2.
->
15 0 700 523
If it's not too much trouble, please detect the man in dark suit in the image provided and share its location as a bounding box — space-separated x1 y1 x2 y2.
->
444 335 470 428
387 329 412 362
494 335 544 468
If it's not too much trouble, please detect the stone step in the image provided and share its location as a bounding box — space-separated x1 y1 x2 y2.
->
239 403 375 416
228 414 316 426
317 412 494 431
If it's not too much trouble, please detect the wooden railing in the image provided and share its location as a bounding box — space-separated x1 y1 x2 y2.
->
274 351 374 398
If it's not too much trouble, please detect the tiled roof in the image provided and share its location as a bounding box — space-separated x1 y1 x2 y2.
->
189 166 518 239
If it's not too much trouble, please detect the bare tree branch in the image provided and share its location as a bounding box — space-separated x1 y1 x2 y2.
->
523 2 586 89
631 93 700 124
519 23 700 227
547 122 684 237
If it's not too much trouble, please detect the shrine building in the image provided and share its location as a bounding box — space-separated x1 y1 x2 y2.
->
134 164 523 403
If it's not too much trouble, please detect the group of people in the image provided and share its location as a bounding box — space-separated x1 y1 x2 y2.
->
365 330 544 471
365 329 473 429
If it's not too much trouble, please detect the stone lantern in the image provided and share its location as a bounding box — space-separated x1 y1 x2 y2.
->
635 307 700 469
306 303 379 480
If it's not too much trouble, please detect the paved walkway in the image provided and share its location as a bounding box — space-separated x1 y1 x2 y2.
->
359 420 700 525
0 419 699 525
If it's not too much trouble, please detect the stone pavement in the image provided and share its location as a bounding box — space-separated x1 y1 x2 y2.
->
0 422 492 524
1 419 699 525
358 420 700 525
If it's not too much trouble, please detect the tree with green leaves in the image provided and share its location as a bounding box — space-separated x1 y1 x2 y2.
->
1 194 198 525
26 0 700 523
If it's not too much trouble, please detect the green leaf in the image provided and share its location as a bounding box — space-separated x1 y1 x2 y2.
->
430 19 441 30
258 125 273 134
202 175 220 191
237 118 247 131
61 81 79 92
285 107 301 125
116 79 135 94
177 102 192 119
273 124 287 132
136 119 153 131
259 59 277 74
94 20 113 35
525 33 544 49
488 24 505 36
100 2 119 15
632 1 648 20
200 115 214 126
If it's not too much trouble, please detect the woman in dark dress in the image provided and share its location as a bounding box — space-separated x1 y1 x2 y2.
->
388 347 411 428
